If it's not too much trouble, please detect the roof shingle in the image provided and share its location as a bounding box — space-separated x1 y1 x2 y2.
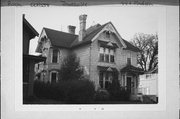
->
44 27 78 48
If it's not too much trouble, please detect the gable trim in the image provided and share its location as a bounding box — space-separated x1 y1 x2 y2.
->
91 22 127 48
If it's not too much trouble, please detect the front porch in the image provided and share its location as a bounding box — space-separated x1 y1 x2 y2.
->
120 65 144 99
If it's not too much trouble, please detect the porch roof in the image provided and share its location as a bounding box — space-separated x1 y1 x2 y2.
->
121 65 144 74
97 66 118 72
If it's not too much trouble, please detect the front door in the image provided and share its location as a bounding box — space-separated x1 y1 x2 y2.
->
127 77 132 93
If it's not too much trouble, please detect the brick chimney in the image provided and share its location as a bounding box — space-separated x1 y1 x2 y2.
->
68 25 76 34
79 14 87 42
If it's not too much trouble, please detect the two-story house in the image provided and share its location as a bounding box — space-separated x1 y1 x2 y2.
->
35 14 144 95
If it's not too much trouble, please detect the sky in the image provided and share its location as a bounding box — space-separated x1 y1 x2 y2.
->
19 6 159 55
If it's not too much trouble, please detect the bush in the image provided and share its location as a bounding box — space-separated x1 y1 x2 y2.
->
59 79 95 103
108 87 130 101
33 79 95 103
33 80 54 99
107 79 130 101
94 89 110 101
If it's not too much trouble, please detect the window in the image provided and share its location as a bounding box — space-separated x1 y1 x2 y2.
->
110 49 114 63
99 47 115 63
105 31 110 39
127 58 131 65
51 72 57 83
52 49 58 63
99 71 104 88
99 72 113 89
99 47 105 62
105 48 109 62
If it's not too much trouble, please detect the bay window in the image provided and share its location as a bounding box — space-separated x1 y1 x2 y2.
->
99 71 113 89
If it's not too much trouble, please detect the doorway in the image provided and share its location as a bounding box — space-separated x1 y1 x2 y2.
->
126 77 132 93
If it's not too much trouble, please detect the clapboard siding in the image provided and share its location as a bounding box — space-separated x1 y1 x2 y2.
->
89 31 138 89
73 44 90 76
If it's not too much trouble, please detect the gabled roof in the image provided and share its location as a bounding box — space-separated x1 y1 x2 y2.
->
44 28 78 48
23 15 39 39
40 22 140 52
70 23 108 48
121 65 144 74
122 39 141 52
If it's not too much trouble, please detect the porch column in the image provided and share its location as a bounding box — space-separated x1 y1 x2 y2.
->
124 72 127 88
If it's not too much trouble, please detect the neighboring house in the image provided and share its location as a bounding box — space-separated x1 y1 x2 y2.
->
139 73 158 95
35 14 144 96
23 14 46 100
138 68 158 102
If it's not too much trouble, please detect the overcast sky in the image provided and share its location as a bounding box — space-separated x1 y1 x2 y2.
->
19 6 159 54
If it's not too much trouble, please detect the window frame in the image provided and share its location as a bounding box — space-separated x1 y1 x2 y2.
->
99 47 115 63
99 71 113 89
52 49 59 63
50 71 58 83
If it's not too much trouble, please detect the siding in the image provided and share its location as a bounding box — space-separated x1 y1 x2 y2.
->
73 44 90 76
89 31 138 89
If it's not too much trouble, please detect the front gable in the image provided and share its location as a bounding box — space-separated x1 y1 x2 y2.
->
36 28 52 53
91 22 127 49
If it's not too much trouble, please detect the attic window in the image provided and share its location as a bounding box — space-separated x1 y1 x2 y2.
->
41 36 47 42
105 31 110 38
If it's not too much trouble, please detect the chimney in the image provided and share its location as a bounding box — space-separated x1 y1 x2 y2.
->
79 14 87 42
68 25 76 34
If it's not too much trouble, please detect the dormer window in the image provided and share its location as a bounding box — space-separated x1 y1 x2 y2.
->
52 49 58 63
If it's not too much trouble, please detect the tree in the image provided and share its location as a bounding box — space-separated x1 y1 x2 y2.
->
130 33 158 72
59 53 84 81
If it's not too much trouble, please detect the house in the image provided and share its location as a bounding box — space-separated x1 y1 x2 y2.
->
23 14 46 100
138 67 158 102
35 14 144 96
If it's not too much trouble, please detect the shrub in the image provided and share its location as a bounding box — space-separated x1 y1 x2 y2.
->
94 89 110 101
107 79 130 101
59 79 95 103
33 80 53 99
33 78 96 103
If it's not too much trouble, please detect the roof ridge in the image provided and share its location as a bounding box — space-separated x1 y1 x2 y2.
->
43 27 78 36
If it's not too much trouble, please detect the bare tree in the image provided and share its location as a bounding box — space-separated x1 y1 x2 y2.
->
130 33 158 72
